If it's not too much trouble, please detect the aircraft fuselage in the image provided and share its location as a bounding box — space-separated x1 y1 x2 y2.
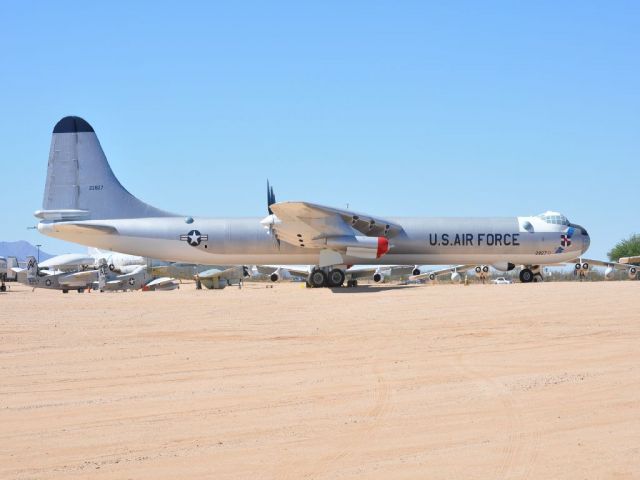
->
38 214 589 267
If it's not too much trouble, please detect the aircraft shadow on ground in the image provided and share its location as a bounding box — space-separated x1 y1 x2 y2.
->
329 285 418 293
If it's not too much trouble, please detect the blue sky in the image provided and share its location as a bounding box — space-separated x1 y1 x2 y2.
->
1 1 638 260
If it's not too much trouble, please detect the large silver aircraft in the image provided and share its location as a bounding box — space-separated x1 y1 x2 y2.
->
35 116 590 287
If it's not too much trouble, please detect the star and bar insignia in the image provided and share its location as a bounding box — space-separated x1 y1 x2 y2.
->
180 229 208 247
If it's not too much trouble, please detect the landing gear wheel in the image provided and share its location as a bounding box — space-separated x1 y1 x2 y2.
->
347 279 358 288
0 285 6 292
308 269 327 288
77 288 85 293
327 269 345 287
533 273 544 282
519 268 534 283
62 289 69 294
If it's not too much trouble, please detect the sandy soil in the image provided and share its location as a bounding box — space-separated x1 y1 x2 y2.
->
1 281 638 479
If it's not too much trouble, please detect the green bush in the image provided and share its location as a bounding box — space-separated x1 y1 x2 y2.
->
608 234 640 262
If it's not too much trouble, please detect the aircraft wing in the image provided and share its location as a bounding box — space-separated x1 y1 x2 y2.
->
144 277 178 290
58 270 98 286
256 265 310 278
346 265 416 280
198 266 245 281
39 253 96 270
568 257 638 271
410 265 476 280
267 201 403 248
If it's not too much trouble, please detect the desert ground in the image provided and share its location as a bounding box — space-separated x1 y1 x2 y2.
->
1 280 638 479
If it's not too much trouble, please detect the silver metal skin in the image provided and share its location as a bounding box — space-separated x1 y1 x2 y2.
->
36 117 590 270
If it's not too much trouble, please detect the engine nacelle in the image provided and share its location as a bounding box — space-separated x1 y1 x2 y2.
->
325 236 390 259
628 267 638 280
474 265 491 276
604 266 614 280
270 272 280 282
412 266 421 276
491 262 515 272
451 272 461 283
373 272 385 283
575 262 590 272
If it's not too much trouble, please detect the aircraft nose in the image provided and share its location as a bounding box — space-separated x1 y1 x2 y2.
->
581 230 590 254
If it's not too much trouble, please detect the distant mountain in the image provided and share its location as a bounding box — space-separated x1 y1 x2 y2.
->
0 241 53 261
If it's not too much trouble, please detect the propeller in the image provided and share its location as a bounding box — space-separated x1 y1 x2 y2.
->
266 180 280 249
267 180 276 214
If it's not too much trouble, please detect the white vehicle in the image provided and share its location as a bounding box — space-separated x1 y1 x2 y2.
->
492 277 512 284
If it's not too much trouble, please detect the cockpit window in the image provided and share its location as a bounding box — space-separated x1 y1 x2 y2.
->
537 212 569 226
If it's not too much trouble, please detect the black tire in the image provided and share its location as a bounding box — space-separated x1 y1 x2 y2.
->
0 285 6 292
62 289 69 294
519 269 534 283
308 270 327 288
533 273 544 283
77 288 85 293
327 269 345 287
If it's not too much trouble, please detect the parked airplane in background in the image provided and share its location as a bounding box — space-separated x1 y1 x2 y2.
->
0 257 8 292
95 259 177 291
14 256 96 293
14 256 177 293
35 116 591 287
152 263 248 289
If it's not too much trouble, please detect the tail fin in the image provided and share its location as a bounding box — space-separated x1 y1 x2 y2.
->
26 256 38 280
98 258 108 289
38 116 173 221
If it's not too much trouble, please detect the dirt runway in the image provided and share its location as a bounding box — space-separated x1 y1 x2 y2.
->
1 281 638 479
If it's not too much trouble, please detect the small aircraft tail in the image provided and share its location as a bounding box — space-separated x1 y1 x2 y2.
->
38 116 173 221
97 258 108 290
26 256 38 280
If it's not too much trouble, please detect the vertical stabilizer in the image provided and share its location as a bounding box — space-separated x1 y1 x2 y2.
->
40 116 173 220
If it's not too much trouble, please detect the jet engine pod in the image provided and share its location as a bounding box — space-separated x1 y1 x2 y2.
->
451 271 461 283
373 272 385 283
491 262 515 272
412 266 421 276
326 235 390 259
628 267 638 280
269 272 280 282
604 266 614 280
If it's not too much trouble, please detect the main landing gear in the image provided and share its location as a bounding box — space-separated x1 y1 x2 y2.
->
307 268 347 288
519 266 544 283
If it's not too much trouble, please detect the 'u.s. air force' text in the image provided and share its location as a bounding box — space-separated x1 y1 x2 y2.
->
428 233 520 247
